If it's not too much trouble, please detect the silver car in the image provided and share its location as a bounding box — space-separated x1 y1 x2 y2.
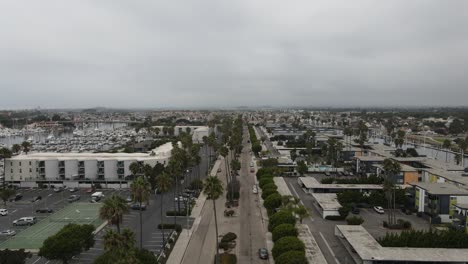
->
0 230 16 236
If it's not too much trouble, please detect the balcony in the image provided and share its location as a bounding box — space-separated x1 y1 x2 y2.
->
97 161 104 168
97 175 105 180
38 161 45 168
78 161 85 168
117 161 124 168
58 161 65 168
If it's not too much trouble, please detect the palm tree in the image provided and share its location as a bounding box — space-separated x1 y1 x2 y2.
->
459 139 467 167
21 141 31 154
156 173 172 246
0 188 16 206
99 194 129 234
103 228 135 251
295 205 310 224
203 176 224 263
129 162 141 178
130 176 151 249
12 144 21 154
383 158 401 226
219 146 231 201
443 139 451 162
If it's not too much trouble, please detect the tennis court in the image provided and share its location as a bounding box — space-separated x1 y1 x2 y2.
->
0 203 103 250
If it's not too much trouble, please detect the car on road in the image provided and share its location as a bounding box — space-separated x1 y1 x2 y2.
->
67 195 81 203
373 206 385 214
36 208 53 213
31 196 42 202
0 230 16 237
53 187 64 193
13 217 37 226
351 207 360 214
0 209 8 216
130 203 147 211
250 168 255 173
174 196 188 202
258 248 269 259
69 187 79 193
125 195 133 203
9 193 22 202
217 168 222 173
325 172 330 176
252 186 258 194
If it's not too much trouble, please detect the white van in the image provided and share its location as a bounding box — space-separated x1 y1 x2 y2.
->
91 192 104 198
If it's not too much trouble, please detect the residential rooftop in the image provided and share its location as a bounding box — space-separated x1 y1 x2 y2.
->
298 177 383 190
412 182 468 196
311 193 341 211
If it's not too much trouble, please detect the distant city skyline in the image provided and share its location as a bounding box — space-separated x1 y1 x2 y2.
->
1 0 467 109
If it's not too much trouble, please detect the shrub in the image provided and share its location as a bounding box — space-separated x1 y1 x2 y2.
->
346 216 364 225
166 210 190 216
272 236 305 259
261 189 279 200
264 193 282 212
272 224 298 242
275 250 307 264
262 183 277 191
221 232 237 243
259 178 274 188
219 253 237 264
321 178 335 184
158 223 182 232
339 206 350 218
268 211 296 231
219 241 229 251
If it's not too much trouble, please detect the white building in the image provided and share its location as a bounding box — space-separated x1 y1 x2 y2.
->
4 142 173 188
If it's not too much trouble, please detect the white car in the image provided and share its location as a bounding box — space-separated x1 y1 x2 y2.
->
373 206 385 214
252 186 258 194
0 209 8 216
0 230 16 237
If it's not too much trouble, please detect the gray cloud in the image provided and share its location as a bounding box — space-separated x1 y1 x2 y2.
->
1 0 467 109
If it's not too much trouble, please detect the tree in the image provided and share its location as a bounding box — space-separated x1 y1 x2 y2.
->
203 176 224 264
95 229 142 264
99 194 129 234
11 144 21 154
20 141 31 155
130 176 151 249
39 224 95 264
443 139 452 162
264 193 282 213
0 249 32 264
296 160 308 176
449 119 464 135
0 188 16 206
156 172 172 246
272 224 297 242
271 236 305 259
294 204 310 224
268 211 296 231
383 158 401 226
275 251 307 264
252 143 262 154
129 162 141 177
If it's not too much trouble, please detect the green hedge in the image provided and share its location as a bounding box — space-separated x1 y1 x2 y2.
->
262 183 277 191
346 216 364 225
272 224 298 242
268 211 296 232
221 232 237 243
264 193 282 212
325 215 345 221
275 250 307 264
272 236 305 259
261 189 279 200
166 210 190 216
259 178 274 188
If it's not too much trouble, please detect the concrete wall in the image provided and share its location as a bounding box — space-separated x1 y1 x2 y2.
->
64 160 78 179
84 160 98 179
45 160 59 180
104 160 118 180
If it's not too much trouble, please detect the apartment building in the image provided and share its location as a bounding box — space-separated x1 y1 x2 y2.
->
4 142 173 188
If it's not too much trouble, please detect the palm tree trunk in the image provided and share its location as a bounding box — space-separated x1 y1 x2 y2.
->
213 199 220 264
117 222 120 234
161 193 165 246
139 201 143 249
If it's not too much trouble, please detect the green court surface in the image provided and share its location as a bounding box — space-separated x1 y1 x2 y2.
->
0 203 103 250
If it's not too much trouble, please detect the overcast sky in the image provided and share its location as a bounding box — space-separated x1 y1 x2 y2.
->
1 1 467 109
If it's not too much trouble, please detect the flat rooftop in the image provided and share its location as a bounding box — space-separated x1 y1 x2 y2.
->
311 193 341 211
336 225 468 263
298 177 383 190
412 182 468 196
8 142 173 161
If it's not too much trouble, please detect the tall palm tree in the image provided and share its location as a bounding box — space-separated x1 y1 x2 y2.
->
156 173 172 246
219 146 231 201
383 158 401 226
130 176 151 249
99 194 129 234
443 139 451 162
203 176 224 264
21 141 31 154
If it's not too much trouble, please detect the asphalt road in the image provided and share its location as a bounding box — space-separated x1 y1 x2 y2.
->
0 146 212 264
238 126 268 263
254 126 280 157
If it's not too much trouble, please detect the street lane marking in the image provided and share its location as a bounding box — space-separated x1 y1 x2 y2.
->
319 232 341 264
31 257 42 264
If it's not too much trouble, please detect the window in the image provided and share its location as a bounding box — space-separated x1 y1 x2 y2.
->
29 168 32 172
29 161 32 166
19 169 22 173
19 162 21 166
10 169 13 173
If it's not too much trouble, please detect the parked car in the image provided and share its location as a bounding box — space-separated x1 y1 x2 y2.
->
67 195 81 203
69 187 79 193
0 230 16 237
85 188 94 194
130 203 147 211
325 172 331 176
0 209 8 216
13 217 37 226
53 187 64 193
217 168 222 173
9 194 22 202
31 196 42 202
174 196 188 202
250 168 255 173
36 208 53 213
373 206 385 214
90 196 101 203
125 195 133 203
258 248 269 260
252 186 258 194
